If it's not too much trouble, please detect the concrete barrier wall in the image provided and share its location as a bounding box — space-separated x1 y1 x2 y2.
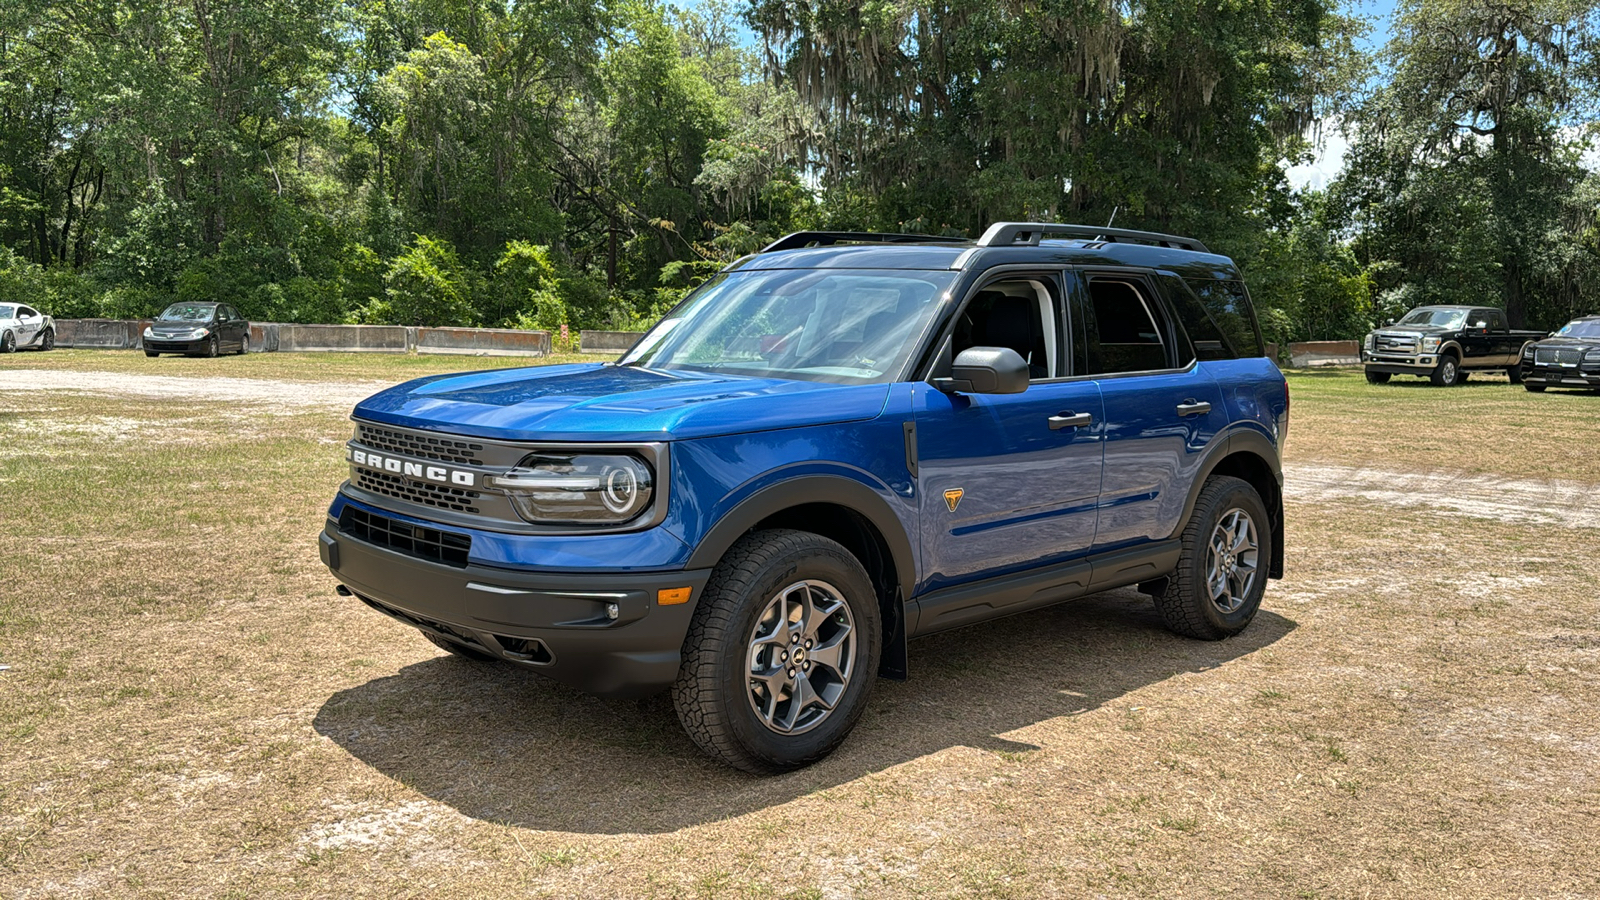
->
52 320 557 357
55 318 151 349
416 326 551 356
580 330 644 352
1288 340 1360 368
276 323 409 353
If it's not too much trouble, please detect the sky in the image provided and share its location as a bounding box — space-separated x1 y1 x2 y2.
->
1283 0 1398 190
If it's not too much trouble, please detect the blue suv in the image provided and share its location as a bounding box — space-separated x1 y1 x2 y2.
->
320 223 1289 772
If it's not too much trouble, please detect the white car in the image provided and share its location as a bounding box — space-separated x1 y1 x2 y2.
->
0 304 55 352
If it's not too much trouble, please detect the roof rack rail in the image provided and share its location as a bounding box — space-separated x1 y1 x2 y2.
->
975 222 1210 254
761 231 968 253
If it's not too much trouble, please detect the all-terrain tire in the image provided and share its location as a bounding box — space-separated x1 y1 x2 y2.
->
1152 475 1272 641
424 632 498 662
1429 353 1461 386
1364 370 1391 384
672 529 881 774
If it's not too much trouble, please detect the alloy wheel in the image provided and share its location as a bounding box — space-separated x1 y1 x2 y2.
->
1205 508 1259 614
745 579 856 735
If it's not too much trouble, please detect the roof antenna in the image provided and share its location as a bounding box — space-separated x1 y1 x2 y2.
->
1096 206 1118 243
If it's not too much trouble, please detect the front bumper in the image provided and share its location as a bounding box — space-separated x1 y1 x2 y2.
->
321 519 713 698
1360 349 1439 373
144 337 208 352
1524 366 1600 388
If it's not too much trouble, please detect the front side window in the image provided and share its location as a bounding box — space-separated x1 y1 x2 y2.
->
620 269 956 384
158 304 219 322
1398 308 1467 329
950 278 1059 379
1085 278 1170 374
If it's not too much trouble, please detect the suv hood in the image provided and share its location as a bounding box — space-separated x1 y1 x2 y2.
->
351 363 893 442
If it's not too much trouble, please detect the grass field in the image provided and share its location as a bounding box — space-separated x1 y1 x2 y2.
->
2 353 1597 898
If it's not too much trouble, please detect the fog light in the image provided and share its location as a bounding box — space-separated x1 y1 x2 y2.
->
605 602 620 620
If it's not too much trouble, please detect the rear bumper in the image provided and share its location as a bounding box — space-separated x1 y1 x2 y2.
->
321 521 713 697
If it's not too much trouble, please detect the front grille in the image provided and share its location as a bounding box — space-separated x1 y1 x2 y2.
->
1535 347 1582 365
1376 334 1418 353
356 423 485 466
339 506 470 567
355 468 482 514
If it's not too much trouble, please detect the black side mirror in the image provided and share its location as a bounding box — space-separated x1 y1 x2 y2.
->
933 346 1030 394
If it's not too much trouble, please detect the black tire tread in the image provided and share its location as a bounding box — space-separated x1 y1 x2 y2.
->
673 529 875 774
1153 475 1266 641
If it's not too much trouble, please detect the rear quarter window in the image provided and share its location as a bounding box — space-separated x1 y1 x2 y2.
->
1176 279 1264 359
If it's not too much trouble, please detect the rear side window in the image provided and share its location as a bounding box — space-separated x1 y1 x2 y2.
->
1084 278 1171 374
1179 279 1264 358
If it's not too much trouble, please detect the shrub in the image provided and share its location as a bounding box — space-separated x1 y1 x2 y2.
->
373 235 476 326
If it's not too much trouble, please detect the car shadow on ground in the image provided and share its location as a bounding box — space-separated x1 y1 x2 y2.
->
313 588 1296 835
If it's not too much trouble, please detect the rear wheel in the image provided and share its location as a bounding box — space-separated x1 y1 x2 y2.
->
1364 370 1391 384
1507 362 1524 384
1429 353 1461 386
424 633 498 662
236 333 248 355
1152 475 1271 640
0 330 14 353
673 529 881 774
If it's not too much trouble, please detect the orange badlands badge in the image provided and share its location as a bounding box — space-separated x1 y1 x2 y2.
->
943 488 964 512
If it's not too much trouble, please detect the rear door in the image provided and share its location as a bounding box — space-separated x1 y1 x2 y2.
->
1071 270 1227 553
913 270 1104 594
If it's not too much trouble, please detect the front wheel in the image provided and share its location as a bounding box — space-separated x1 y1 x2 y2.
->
1429 354 1461 386
1507 362 1524 384
204 335 219 358
1364 370 1391 385
39 328 54 351
1153 475 1272 640
145 349 159 357
1525 383 1546 393
673 529 881 774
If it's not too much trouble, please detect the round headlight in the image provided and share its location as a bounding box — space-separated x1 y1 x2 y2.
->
490 453 655 525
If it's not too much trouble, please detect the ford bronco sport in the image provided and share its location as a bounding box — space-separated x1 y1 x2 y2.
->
320 223 1289 773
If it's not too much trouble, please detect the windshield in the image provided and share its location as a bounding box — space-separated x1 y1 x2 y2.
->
1556 319 1600 339
157 304 217 322
1397 308 1467 328
0 305 13 319
620 269 957 383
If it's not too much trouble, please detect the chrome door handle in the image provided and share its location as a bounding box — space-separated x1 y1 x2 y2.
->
1048 411 1093 430
1175 400 1212 416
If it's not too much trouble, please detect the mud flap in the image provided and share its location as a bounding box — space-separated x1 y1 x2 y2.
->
878 587 908 681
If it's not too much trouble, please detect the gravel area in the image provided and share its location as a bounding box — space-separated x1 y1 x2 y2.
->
0 368 385 410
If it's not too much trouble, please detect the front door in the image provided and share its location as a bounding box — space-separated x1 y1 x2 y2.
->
912 273 1104 594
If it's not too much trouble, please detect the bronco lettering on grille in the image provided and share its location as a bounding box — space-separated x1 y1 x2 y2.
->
348 448 476 486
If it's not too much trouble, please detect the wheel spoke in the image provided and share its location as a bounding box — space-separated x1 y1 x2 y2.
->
808 630 850 678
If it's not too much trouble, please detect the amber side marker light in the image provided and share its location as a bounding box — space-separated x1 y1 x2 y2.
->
657 587 692 605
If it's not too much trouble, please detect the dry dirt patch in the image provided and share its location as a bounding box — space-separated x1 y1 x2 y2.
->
0 369 385 410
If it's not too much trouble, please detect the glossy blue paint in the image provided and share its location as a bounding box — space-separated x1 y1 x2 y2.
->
911 380 1103 594
353 363 893 443
1093 365 1228 552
